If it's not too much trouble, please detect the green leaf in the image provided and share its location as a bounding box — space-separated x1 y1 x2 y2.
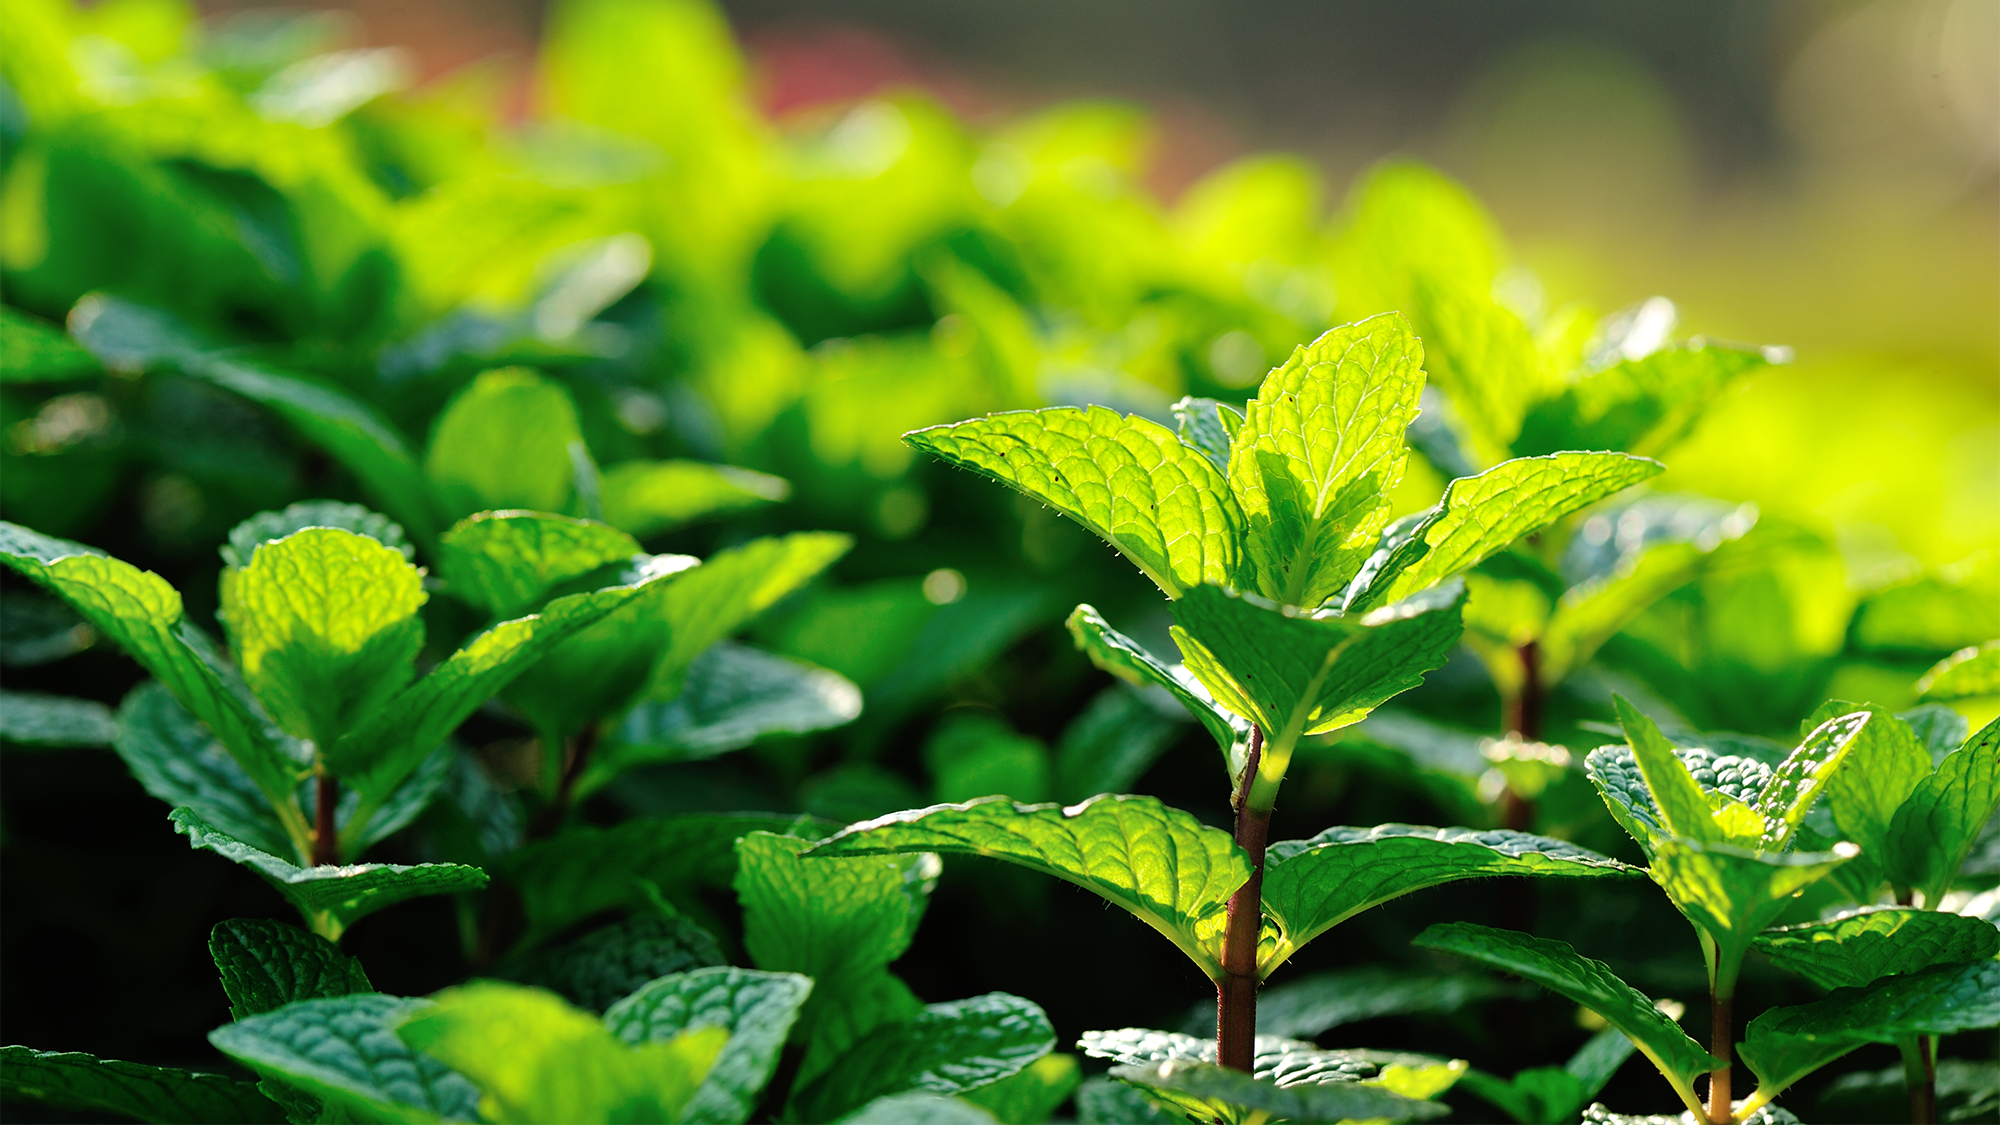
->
1079 1027 1447 1123
1065 603 1252 786
1739 960 2000 1103
605 966 815 1125
1075 1076 1181 1125
425 367 585 519
172 806 487 939
1918 640 2000 701
601 459 791 537
439 511 644 621
0 305 101 381
790 993 1056 1123
0 1045 282 1124
505 911 725 1013
209 993 483 1124
1234 967 1518 1039
223 501 415 570
0 688 117 747
210 917 373 1020
1647 835 1856 991
1226 312 1425 608
588 643 862 794
508 812 833 941
1172 396 1237 474
1753 906 2000 992
1514 342 1774 459
1749 709 1870 847
1611 697 1733 845
905 405 1241 599
399 981 728 1125
806 795 1250 978
960 1053 1082 1125
113 682 294 855
0 521 312 847
645 531 854 699
1901 704 1970 760
1052 685 1185 804
1109 1060 1445 1125
1363 452 1663 609
1884 715 2000 904
1260 825 1633 974
1170 580 1466 806
1811 701 1931 886
1407 279 1547 466
1414 922 1718 1114
221 528 427 749
835 1093 1000 1124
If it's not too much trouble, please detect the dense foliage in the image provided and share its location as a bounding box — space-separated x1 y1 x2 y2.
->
2 1 1996 1123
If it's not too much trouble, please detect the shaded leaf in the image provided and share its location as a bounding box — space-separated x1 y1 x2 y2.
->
209 993 482 1124
0 688 117 747
791 992 1055 1123
1217 967 1518 1039
960 1053 1082 1125
0 305 100 381
113 682 293 855
835 1093 999 1124
209 917 373 1020
601 459 790 537
505 911 725 1013
1740 960 2000 1101
1885 715 2000 904
1075 1076 1181 1125
1066 603 1252 786
0 1045 282 1125
1810 701 1931 888
1754 906 2000 992
605 966 814 1125
1052 684 1185 804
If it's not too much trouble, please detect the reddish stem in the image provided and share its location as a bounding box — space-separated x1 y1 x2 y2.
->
1706 990 1733 1124
312 774 340 867
1217 726 1268 1072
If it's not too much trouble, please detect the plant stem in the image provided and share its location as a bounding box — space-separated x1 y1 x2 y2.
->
528 722 600 841
1506 640 1543 741
312 773 340 866
1706 987 1733 1125
1901 1035 1937 1125
1218 725 1269 1072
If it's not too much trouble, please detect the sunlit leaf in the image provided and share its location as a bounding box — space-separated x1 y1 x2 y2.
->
605 967 814 1125
1918 641 2000 702
1754 906 2000 992
1884 715 2000 904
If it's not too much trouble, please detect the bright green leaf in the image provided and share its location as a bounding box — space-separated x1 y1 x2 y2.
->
1750 709 1870 847
425 367 585 519
1227 312 1425 608
1884 715 2000 904
1612 697 1730 845
1918 640 2000 702
790 992 1056 1123
1171 396 1235 474
605 966 814 1125
905 405 1240 599
0 305 100 381
0 688 116 747
806 795 1250 978
1811 701 1931 887
1260 825 1633 974
601 459 790 537
1647 835 1857 993
1754 906 2000 992
0 1046 282 1125
645 531 853 699
1108 1060 1444 1124
1065 603 1252 786
209 994 482 1124
960 1052 1082 1125
209 917 373 1020
439 511 643 621
222 502 414 570
1514 342 1774 459
172 806 487 939
1408 279 1547 466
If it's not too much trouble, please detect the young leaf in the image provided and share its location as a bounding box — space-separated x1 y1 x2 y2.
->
1811 701 1931 880
112 683 294 855
222 501 415 570
1226 312 1425 608
209 918 373 1019
1611 697 1729 845
425 367 586 518
1513 342 1774 459
904 405 1241 599
438 511 644 620
209 994 483 1124
1753 906 2000 992
1739 960 2000 1105
0 688 117 747
0 1046 283 1125
645 531 854 698
1414 922 1718 1116
1259 825 1634 974
600 459 791 537
1108 1060 1445 1124
172 807 488 939
1065 603 1252 785
1171 395 1237 474
1884 715 2000 904
790 993 1056 1123
1749 709 1870 847
1646 835 1857 992
1360 451 1663 609
1407 278 1546 466
806 795 1251 978
1917 640 2000 701
605 966 815 1125
504 911 725 1013
399 981 729 1125
222 528 427 749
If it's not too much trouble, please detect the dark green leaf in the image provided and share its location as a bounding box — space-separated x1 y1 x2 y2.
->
1066 603 1252 786
1229 966 1517 1040
905 405 1241 599
1754 906 2000 991
0 1045 282 1124
1612 697 1733 845
834 1093 1000 1124
790 992 1056 1123
1108 1060 1445 1124
604 966 814 1125
0 688 117 747
209 993 482 1124
210 917 373 1019
1075 1076 1181 1125
1260 825 1633 974
1885 715 2000 904
601 459 790 537
960 1053 1082 1125
505 911 725 1013
1919 641 2000 702
113 682 293 855
807 795 1250 977
438 511 644 620
644 531 853 698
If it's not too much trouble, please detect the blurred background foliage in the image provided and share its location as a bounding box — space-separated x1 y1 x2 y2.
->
1 0 1995 1121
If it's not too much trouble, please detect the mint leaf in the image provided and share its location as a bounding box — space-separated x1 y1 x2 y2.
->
1066 603 1252 786
1739 960 2000 1102
1363 452 1663 609
1753 906 2000 992
0 688 116 747
1611 697 1733 845
1227 313 1424 608
172 807 487 939
0 305 100 381
1811 702 1930 889
1750 709 1870 847
508 812 831 940
961 1054 1083 1125
112 683 293 855
505 911 725 1013
1171 396 1238 474
905 406 1241 599
222 528 427 749
835 1093 999 1124
1108 1060 1445 1124
1518 342 1774 459
1415 923 1717 1115
210 994 482 1124
210 917 373 1019
807 795 1251 978
1647 836 1856 992
647 531 853 698
591 643 862 792
1075 1076 1181 1124
425 367 585 518
222 501 414 570
1884 715 2000 904
1918 640 2000 702
605 967 814 1125
791 993 1056 1123
1260 825 1633 974
601 459 790 537
1052 684 1185 803
0 1045 282 1124
1407 280 1547 466
439 511 644 620
399 981 728 1125
1243 967 1517 1039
